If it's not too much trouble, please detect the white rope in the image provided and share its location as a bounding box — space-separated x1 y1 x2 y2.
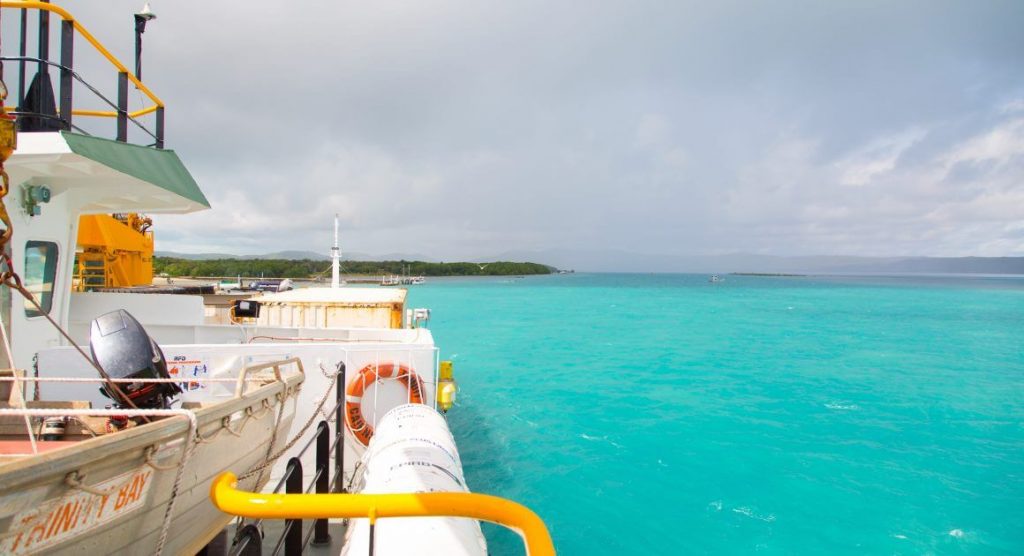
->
247 336 421 344
0 315 36 453
155 413 197 556
0 407 197 419
0 376 272 383
231 319 250 343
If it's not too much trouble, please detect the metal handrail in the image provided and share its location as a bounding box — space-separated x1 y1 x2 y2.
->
0 54 160 139
227 363 348 555
210 473 557 556
0 0 164 109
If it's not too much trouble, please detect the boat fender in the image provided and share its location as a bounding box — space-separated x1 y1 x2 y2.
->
345 363 425 446
437 360 458 413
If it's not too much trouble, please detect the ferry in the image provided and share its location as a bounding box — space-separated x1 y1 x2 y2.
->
0 3 553 555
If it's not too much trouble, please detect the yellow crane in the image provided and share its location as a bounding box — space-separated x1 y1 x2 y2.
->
74 213 154 291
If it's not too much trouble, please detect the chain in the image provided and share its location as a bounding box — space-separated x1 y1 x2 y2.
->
237 368 339 481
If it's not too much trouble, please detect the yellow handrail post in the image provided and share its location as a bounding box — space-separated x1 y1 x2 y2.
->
210 472 556 556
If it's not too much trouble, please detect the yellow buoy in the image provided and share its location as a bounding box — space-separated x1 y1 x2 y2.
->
437 360 458 413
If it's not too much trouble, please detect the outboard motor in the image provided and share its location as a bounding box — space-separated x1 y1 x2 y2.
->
89 309 181 409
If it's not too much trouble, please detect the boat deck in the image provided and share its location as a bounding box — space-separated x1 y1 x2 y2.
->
229 519 349 555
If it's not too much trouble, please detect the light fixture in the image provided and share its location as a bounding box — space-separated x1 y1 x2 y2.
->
136 3 157 23
22 184 51 216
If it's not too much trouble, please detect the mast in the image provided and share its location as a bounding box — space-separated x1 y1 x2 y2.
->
331 213 341 288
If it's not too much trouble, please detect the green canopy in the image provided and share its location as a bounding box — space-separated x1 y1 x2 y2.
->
61 131 210 208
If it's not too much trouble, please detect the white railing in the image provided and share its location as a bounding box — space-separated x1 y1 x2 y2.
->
0 358 302 456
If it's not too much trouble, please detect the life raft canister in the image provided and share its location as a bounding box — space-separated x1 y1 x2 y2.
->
345 362 425 446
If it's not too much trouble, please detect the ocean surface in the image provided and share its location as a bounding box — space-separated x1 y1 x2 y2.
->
405 273 1024 555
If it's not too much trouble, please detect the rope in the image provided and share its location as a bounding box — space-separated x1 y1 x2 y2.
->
45 409 198 556
0 267 150 421
0 301 35 453
248 398 274 419
0 371 303 554
64 470 120 496
237 367 338 482
2 376 271 383
250 386 287 489
318 362 338 423
195 423 225 444
143 445 182 471
223 415 245 437
154 414 197 556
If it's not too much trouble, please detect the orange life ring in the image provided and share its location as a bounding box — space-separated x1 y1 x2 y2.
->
345 362 425 446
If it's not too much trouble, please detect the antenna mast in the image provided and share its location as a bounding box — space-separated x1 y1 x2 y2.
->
331 214 341 288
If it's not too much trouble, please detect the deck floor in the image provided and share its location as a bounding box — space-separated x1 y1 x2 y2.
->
203 520 348 555
261 519 349 555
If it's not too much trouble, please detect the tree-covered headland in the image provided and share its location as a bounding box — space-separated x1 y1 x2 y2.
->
153 257 553 278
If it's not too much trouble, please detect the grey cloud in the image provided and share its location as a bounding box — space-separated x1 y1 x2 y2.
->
18 0 1024 261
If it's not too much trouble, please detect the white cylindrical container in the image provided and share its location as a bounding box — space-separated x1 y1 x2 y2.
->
342 404 487 556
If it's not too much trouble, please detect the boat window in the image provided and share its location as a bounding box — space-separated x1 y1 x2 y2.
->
24 241 59 317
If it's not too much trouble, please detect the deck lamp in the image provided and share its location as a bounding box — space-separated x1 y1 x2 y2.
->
134 3 157 80
21 184 50 216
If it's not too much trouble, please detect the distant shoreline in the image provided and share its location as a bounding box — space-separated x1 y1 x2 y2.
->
730 272 807 277
153 256 553 279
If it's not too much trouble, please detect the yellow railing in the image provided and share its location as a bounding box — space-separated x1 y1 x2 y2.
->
0 0 164 118
210 472 557 556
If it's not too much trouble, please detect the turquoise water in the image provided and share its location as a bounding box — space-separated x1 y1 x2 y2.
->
406 274 1024 555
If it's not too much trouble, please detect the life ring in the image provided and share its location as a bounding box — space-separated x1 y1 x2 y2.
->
345 362 425 446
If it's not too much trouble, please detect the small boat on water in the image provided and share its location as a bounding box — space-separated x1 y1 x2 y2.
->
381 273 425 286
709 274 725 283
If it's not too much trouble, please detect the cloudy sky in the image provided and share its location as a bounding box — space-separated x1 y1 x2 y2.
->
20 1 1024 261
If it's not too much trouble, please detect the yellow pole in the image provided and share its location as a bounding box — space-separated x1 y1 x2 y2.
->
210 473 556 556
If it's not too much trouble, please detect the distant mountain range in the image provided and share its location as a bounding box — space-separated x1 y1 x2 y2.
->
481 249 1024 275
156 249 1024 275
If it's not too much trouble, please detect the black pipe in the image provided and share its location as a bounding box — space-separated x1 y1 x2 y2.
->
59 20 72 130
155 106 164 148
312 422 331 545
133 15 144 80
18 8 26 109
37 0 49 66
334 361 346 493
284 458 303 556
116 71 127 141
